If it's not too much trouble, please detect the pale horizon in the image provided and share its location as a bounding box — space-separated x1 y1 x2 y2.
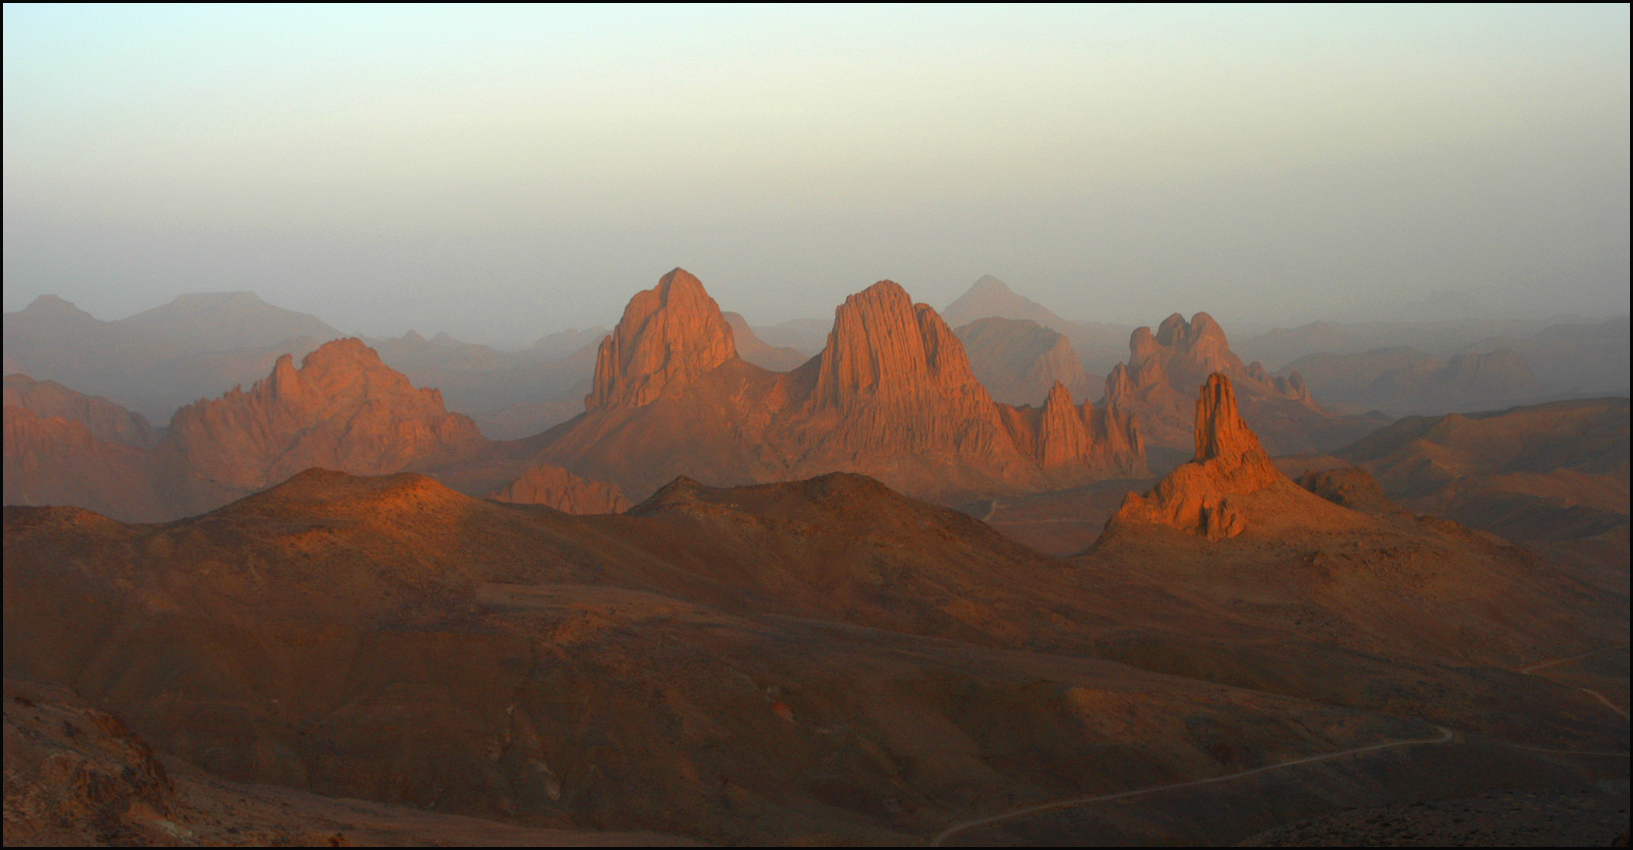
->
5 5 1628 346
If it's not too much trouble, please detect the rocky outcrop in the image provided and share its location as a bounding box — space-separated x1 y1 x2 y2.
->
1297 467 1400 515
1102 312 1369 456
808 281 1010 455
3 404 168 522
164 338 485 494
536 273 1147 502
1107 374 1284 540
3 374 157 449
487 464 632 514
587 268 737 410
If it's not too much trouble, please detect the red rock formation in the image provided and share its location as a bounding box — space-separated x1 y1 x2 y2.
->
1107 374 1284 540
164 338 485 495
1103 312 1361 456
488 464 632 514
588 268 737 410
537 273 1147 502
808 281 1012 456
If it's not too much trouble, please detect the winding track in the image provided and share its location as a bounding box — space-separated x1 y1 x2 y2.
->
930 726 1454 847
932 644 1633 847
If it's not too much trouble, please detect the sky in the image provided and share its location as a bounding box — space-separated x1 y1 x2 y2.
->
4 5 1629 346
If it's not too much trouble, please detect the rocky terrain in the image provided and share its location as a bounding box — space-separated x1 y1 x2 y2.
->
3 679 696 846
5 377 1624 844
530 270 1148 503
1103 311 1383 459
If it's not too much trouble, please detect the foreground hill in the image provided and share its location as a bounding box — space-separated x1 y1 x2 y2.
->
529 269 1147 503
7 457 1623 843
1297 398 1631 596
1088 375 1624 676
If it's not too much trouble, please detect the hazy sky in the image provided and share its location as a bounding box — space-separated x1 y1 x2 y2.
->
5 5 1628 345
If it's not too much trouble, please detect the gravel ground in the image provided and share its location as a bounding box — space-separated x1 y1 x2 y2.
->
1241 788 1629 847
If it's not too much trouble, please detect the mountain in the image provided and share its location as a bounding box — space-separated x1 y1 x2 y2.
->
1106 373 1282 540
1089 373 1624 673
115 291 338 353
953 317 1100 406
942 274 1075 332
939 275 1133 376
1317 398 1631 595
487 463 632 513
1462 316 1630 398
3 293 343 422
3 374 157 449
3 339 628 522
367 329 601 436
722 312 810 371
749 316 831 356
528 326 610 360
1234 315 1595 372
1103 312 1384 459
161 338 487 502
531 269 1146 502
7 463 1622 843
1283 347 1541 415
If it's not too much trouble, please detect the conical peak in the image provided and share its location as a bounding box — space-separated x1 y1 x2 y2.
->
971 274 1012 294
1193 373 1261 462
588 269 737 411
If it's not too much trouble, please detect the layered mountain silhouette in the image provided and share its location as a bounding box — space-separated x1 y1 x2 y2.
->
953 317 1100 406
1282 346 1542 415
3 293 342 422
3 339 630 521
942 274 1132 375
529 269 1147 502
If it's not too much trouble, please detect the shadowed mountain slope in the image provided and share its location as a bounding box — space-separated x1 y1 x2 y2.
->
954 317 1099 406
6 462 1623 843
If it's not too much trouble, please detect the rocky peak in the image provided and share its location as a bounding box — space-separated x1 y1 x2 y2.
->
970 274 1012 296
1194 372 1263 463
812 281 987 411
1105 373 1283 541
165 338 484 493
587 268 737 411
21 294 94 317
